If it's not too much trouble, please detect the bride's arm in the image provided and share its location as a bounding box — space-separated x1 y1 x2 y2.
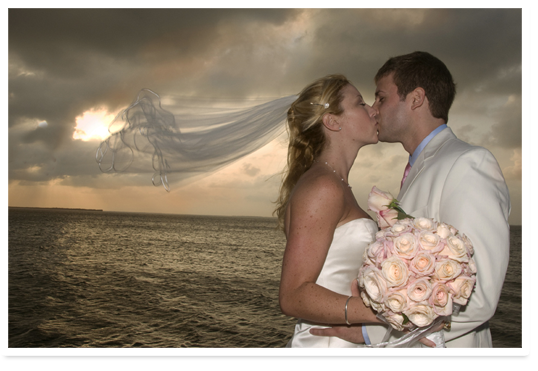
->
278 175 378 325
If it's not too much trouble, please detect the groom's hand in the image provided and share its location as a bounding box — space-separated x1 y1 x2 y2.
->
309 325 365 343
309 326 439 347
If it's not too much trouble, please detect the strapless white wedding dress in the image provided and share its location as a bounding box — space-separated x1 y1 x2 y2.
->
286 218 378 348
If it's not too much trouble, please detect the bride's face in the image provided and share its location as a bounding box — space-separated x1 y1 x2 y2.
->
336 84 378 146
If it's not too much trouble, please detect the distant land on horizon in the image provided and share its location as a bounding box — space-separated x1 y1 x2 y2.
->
7 206 523 227
8 206 104 212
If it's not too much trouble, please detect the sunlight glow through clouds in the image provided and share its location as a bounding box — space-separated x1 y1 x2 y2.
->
73 108 115 141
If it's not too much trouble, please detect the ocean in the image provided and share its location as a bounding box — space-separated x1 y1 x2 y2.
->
8 208 522 348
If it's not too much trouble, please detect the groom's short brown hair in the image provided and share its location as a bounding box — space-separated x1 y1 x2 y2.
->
375 51 456 123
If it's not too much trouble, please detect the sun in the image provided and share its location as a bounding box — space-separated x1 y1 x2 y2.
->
73 108 116 141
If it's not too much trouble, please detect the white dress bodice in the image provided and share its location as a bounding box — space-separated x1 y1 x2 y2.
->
286 218 378 348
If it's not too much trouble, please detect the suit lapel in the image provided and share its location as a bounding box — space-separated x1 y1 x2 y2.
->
397 127 456 200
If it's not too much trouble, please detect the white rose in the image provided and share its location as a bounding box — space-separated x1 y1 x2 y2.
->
384 313 406 331
436 223 453 239
381 256 410 288
460 233 474 256
384 289 409 313
370 300 386 313
468 257 477 274
362 248 374 267
407 277 433 302
414 217 435 231
376 230 386 240
358 265 368 288
447 276 476 306
361 266 387 303
404 303 437 327
360 290 371 307
434 259 463 281
390 219 414 234
393 233 419 259
447 224 458 236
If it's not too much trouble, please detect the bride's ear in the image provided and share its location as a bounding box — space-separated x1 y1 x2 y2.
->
322 113 342 132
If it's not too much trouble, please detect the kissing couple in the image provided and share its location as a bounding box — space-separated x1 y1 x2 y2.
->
98 51 511 348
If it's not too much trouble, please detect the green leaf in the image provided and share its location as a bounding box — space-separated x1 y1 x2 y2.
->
402 313 409 325
397 210 408 220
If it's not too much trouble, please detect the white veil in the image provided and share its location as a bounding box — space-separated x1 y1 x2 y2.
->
96 89 297 190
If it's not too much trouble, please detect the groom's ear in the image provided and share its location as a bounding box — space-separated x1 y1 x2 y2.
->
322 113 341 132
409 87 426 110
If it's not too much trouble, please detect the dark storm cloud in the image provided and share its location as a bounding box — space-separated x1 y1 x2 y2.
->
9 8 522 187
300 9 521 96
9 9 298 77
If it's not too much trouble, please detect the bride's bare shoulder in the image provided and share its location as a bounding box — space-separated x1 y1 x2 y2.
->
292 168 345 205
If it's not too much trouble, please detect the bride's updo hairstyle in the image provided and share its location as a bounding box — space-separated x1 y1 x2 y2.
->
274 74 351 230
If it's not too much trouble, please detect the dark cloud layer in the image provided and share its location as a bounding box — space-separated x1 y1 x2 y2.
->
8 8 522 222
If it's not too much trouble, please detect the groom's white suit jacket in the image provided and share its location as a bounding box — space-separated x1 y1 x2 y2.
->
365 127 511 348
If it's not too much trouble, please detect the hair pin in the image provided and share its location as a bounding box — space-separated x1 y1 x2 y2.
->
310 102 330 109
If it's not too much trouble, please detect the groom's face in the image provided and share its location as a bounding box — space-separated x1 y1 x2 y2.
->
372 73 410 143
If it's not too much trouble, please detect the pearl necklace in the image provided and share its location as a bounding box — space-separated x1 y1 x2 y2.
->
314 160 352 188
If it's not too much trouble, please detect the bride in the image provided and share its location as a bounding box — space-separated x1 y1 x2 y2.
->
274 74 381 347
97 74 437 348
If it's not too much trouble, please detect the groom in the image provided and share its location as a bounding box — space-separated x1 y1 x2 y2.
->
313 51 511 347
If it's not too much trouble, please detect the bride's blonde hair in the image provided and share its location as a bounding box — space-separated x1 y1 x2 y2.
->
274 74 350 230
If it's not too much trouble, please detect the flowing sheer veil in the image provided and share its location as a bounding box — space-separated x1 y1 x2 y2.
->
96 89 297 190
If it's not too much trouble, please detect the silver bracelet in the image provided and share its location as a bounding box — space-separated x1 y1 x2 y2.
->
345 296 352 325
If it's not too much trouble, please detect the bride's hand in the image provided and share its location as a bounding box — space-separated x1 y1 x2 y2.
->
309 280 447 347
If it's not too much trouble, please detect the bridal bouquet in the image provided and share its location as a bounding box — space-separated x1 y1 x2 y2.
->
358 187 477 347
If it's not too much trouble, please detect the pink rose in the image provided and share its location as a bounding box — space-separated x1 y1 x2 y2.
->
367 187 399 229
439 236 469 262
429 282 453 316
381 256 410 288
377 208 399 229
434 259 463 281
409 252 436 277
407 277 433 302
393 233 419 259
447 276 476 305
367 186 395 213
418 230 444 253
366 240 387 267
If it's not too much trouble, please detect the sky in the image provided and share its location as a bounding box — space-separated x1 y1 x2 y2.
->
7 6 527 225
